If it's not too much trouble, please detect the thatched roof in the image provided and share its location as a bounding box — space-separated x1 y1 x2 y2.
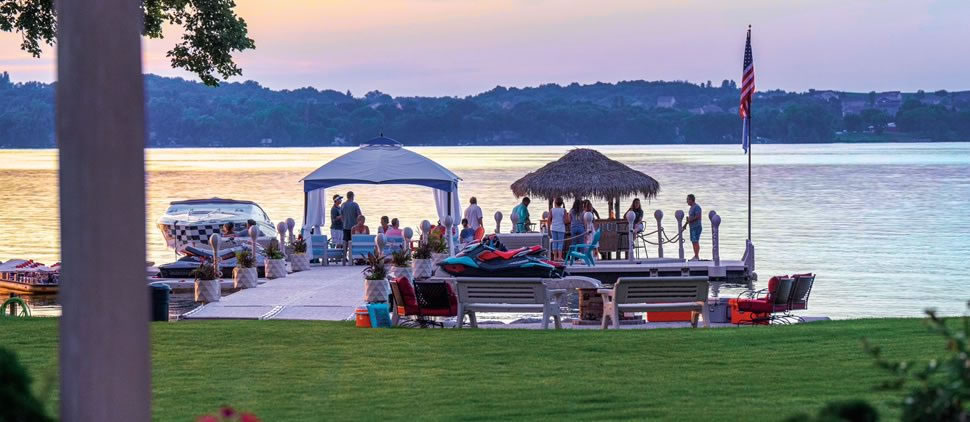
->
510 149 660 201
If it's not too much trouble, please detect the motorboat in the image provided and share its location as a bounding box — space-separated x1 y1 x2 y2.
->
0 259 60 294
156 198 277 278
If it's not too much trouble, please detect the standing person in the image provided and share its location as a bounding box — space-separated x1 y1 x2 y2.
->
583 199 601 219
330 194 343 248
340 191 362 264
378 216 390 234
626 198 644 234
569 198 585 243
684 194 702 260
463 196 484 233
512 197 531 233
547 197 568 261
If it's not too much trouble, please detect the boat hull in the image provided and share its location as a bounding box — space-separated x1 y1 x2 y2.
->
0 280 58 294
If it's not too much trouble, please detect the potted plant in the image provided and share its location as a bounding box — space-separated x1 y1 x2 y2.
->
362 252 389 303
192 260 220 303
389 248 413 281
264 239 287 279
428 234 449 273
289 235 311 272
233 249 258 289
411 242 434 280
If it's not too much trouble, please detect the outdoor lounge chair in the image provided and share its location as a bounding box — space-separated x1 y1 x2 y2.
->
565 229 601 266
350 234 377 261
389 277 458 327
598 276 711 329
784 273 816 321
729 275 794 325
310 234 344 265
454 277 566 329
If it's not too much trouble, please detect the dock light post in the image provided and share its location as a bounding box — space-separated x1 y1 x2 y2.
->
210 234 222 278
625 210 636 262
404 228 414 250
510 212 519 233
494 212 503 234
420 220 432 245
286 218 296 244
277 222 288 258
709 211 720 267
675 210 685 260
654 210 664 259
444 215 455 256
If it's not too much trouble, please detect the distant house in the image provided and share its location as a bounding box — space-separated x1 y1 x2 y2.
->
919 95 948 106
812 91 840 101
656 96 676 108
841 100 867 116
874 91 902 116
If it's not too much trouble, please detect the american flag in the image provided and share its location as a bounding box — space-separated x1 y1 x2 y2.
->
740 26 754 153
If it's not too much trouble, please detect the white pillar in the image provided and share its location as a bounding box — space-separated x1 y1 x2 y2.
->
654 210 664 258
710 211 721 267
286 218 296 244
583 212 594 244
248 226 259 258
403 227 414 249
57 0 150 418
625 210 636 262
493 211 503 234
209 234 222 278
277 221 288 258
420 220 432 245
675 210 685 260
510 211 520 233
375 233 386 258
444 215 455 256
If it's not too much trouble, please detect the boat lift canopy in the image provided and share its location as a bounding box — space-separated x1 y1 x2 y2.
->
301 136 462 240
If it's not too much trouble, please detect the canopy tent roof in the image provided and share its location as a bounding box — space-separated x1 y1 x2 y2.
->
510 148 660 202
302 136 461 192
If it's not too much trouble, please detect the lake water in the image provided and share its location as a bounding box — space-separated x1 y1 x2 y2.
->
1 143 968 319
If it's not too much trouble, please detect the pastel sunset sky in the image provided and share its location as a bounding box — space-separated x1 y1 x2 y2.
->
0 0 967 96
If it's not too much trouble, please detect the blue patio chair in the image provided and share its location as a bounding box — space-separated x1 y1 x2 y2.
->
351 234 377 260
565 229 601 266
310 234 343 264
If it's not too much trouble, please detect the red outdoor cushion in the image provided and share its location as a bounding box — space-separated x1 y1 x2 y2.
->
393 276 421 315
735 298 773 313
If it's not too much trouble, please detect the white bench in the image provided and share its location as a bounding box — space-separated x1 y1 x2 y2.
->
598 276 711 329
454 277 566 329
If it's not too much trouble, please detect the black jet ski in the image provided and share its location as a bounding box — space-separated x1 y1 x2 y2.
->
437 236 564 278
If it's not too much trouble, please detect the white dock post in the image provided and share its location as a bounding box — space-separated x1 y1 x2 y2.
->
375 233 386 258
494 212 503 234
210 234 222 277
654 210 664 258
404 227 414 250
277 221 288 258
710 211 721 267
286 218 296 244
675 210 685 260
583 211 594 245
444 215 455 256
420 220 432 245
510 211 520 233
625 211 636 262
248 225 259 259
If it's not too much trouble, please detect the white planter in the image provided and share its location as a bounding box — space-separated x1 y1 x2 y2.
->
364 278 390 303
233 267 258 289
412 259 433 280
290 253 311 272
390 265 413 282
194 279 220 303
265 258 287 279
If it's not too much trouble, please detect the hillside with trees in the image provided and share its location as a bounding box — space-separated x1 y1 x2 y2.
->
1 71 969 148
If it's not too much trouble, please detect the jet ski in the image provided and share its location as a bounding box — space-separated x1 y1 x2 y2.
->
437 236 564 278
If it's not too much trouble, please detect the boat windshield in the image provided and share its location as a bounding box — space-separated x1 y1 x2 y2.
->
165 203 268 221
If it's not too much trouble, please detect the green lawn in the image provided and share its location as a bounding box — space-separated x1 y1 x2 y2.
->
0 318 941 421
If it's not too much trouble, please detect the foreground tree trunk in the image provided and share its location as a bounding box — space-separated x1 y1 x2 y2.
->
56 0 150 419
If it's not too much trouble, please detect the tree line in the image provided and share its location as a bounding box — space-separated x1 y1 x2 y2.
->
1 72 969 148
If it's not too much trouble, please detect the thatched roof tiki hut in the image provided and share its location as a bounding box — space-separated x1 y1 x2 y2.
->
510 148 660 218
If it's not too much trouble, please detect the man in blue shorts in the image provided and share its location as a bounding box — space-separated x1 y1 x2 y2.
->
684 194 702 260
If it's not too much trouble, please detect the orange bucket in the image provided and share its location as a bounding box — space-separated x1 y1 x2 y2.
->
355 306 371 328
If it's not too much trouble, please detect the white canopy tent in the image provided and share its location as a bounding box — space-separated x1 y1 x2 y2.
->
301 136 462 253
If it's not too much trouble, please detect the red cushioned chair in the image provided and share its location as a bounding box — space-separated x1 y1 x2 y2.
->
729 275 794 325
389 276 458 328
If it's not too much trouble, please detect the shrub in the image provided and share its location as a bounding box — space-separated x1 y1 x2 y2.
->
412 242 432 260
235 250 255 268
292 236 307 254
362 253 387 281
390 249 412 267
428 235 447 254
191 261 218 280
264 239 284 260
0 347 54 422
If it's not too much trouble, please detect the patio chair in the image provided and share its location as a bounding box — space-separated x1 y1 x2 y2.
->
729 275 794 325
565 229 601 266
389 276 457 328
350 234 377 261
383 235 406 256
310 234 344 265
785 273 816 321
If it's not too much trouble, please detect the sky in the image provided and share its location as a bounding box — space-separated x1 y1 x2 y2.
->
1 0 968 97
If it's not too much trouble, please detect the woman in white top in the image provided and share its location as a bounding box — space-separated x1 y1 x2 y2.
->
547 196 570 261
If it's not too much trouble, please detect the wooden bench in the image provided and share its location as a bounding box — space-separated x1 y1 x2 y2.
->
454 277 566 329
598 276 710 329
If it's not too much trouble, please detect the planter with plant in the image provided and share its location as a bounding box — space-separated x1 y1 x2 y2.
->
289 235 311 272
389 249 413 281
411 242 434 280
362 252 389 303
264 239 287 279
192 261 221 303
232 249 258 289
428 234 449 274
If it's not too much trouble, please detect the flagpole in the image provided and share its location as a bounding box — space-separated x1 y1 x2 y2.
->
747 117 752 243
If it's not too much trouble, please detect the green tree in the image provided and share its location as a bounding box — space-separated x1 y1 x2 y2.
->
0 0 254 86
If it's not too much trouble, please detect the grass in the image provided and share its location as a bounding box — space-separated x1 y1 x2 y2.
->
0 318 943 421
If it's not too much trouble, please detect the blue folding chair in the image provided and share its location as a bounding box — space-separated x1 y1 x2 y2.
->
565 229 601 266
310 234 343 265
351 234 377 260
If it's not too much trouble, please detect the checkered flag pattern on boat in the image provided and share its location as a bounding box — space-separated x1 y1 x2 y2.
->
171 223 223 245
